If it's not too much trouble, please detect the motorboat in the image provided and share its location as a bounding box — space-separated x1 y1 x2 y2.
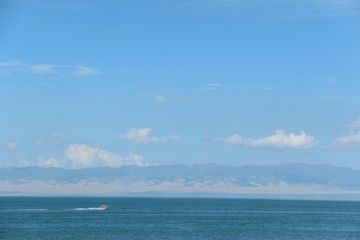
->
98 205 109 210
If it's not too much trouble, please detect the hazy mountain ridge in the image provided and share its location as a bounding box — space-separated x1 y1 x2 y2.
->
2 163 360 190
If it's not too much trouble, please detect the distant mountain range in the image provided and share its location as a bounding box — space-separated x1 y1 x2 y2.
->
2 163 360 197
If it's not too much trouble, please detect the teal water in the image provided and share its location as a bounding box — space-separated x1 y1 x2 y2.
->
1 197 360 239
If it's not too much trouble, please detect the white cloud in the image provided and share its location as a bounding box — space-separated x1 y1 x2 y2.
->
44 158 61 167
37 157 61 168
35 133 61 147
6 141 18 150
144 93 189 104
200 83 222 90
198 83 276 91
74 66 100 75
120 128 155 144
217 134 243 146
0 60 25 76
29 64 57 74
347 118 360 129
215 130 316 149
0 60 101 77
64 144 148 168
167 135 181 141
96 149 147 167
331 130 360 148
154 95 169 103
0 60 24 68
330 118 360 148
0 61 58 74
65 144 98 167
119 128 180 144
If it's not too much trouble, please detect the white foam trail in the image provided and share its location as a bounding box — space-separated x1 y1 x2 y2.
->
1 208 48 212
72 207 104 211
21 208 48 211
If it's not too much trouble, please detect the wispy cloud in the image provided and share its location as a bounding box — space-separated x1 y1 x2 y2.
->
200 83 222 90
0 60 61 75
347 117 360 129
326 75 338 86
142 93 190 104
154 95 169 103
74 66 100 75
64 144 148 168
119 128 180 144
34 133 61 147
0 60 24 68
143 93 170 103
330 118 360 148
37 157 61 168
6 141 18 150
141 89 191 104
198 83 276 91
321 0 360 18
0 60 100 77
0 60 25 76
29 64 57 74
331 131 360 148
215 130 316 149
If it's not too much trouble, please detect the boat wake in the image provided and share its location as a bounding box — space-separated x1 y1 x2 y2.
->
24 208 48 211
2 207 108 212
72 207 104 211
1 208 49 213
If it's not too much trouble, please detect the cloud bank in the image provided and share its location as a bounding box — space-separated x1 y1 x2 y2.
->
65 144 148 168
215 130 316 149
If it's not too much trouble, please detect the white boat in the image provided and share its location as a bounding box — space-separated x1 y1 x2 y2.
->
98 205 109 210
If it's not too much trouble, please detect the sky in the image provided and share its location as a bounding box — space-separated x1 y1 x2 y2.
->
0 0 360 170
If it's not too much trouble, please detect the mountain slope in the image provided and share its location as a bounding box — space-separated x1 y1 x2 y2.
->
2 163 360 196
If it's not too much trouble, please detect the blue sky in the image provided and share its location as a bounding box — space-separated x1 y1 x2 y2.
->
1 0 360 169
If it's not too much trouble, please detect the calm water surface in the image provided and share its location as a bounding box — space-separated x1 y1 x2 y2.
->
1 197 360 239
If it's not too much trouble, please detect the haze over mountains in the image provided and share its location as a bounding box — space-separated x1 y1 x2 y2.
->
2 163 360 198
